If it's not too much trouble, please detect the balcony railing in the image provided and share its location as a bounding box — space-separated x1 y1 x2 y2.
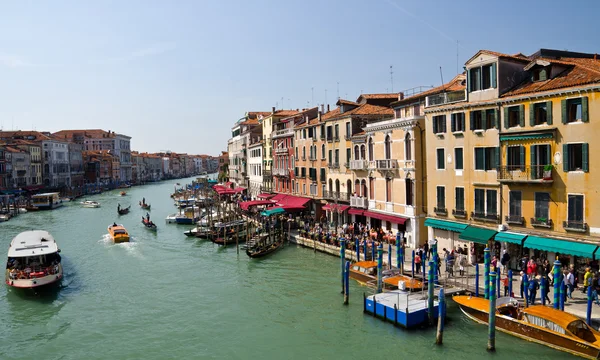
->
374 159 398 170
334 135 340 142
531 217 552 228
309 155 317 161
434 207 448 216
349 160 368 170
274 147 289 154
497 165 553 183
323 191 350 201
350 196 368 208
328 162 340 169
505 215 525 225
452 209 467 218
471 211 500 223
563 220 588 233
272 168 289 177
425 90 466 107
272 128 294 138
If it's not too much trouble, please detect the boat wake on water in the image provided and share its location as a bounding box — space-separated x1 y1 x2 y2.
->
98 234 143 259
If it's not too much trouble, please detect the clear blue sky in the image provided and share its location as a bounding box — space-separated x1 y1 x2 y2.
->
1 0 598 155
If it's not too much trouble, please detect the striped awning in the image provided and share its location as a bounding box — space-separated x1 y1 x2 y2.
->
500 133 553 142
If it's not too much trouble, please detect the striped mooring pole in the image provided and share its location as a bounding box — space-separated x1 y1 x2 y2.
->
355 238 360 262
428 261 435 324
396 232 401 271
377 244 383 293
484 248 491 299
388 243 392 269
344 261 350 305
488 271 497 351
553 259 561 309
436 287 445 345
587 285 593 326
540 277 547 306
412 250 415 277
508 269 513 297
523 273 529 308
340 238 346 294
432 241 439 284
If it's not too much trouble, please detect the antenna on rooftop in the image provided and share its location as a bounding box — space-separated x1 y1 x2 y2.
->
390 65 394 92
439 66 445 88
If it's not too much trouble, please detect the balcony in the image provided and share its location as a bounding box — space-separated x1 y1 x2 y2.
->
563 220 588 233
531 217 552 229
375 159 398 170
334 135 340 142
262 170 272 181
350 196 368 208
323 190 350 201
497 165 553 184
434 207 448 216
349 160 368 171
425 90 466 107
452 209 467 218
274 147 289 154
272 168 290 177
471 212 500 223
328 162 340 169
272 128 294 139
505 215 525 225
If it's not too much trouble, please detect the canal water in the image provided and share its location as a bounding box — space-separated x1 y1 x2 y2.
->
0 177 576 359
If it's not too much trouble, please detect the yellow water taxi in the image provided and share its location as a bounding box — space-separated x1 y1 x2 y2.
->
108 223 130 243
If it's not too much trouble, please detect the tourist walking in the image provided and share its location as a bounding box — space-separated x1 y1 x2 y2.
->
528 276 539 305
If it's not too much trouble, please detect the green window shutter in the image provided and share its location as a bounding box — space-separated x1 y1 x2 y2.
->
433 118 438 133
561 99 567 124
467 70 471 93
475 148 483 169
583 143 589 172
450 114 456 132
503 107 509 130
470 112 474 130
546 101 553 125
546 145 551 164
495 147 500 170
563 144 569 172
531 145 537 168
482 111 488 130
529 104 535 126
461 114 465 131
442 115 447 133
582 96 589 122
519 145 525 171
494 109 499 129
491 63 497 88
519 104 525 127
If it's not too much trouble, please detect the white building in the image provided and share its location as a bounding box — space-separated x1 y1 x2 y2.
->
247 140 263 198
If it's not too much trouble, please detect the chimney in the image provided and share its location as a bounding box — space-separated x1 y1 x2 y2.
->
318 111 322 122
398 92 405 101
320 104 324 113
272 106 275 113
327 104 330 112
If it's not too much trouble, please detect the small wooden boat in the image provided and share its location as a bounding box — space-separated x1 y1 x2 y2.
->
117 206 130 215
108 224 130 243
246 239 283 258
348 261 378 284
120 191 127 196
454 295 600 359
139 201 151 210
142 218 157 231
349 261 424 291
81 200 101 208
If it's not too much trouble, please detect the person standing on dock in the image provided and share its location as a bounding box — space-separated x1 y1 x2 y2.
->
415 252 422 274
528 276 539 305
423 242 429 261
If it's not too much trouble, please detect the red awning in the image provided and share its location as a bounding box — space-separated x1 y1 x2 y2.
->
322 204 349 212
239 200 274 211
277 194 310 208
225 182 233 187
233 187 246 193
348 208 364 216
270 193 287 202
363 210 407 225
257 193 275 199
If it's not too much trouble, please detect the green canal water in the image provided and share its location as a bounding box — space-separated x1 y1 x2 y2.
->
0 177 576 359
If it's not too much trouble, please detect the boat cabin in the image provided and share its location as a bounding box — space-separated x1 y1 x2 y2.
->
351 261 378 277
31 193 63 210
6 230 61 281
522 306 599 344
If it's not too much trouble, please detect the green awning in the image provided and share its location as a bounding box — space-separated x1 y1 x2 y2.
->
459 226 497 245
424 218 469 233
494 232 527 245
500 133 553 142
524 236 599 259
261 207 285 216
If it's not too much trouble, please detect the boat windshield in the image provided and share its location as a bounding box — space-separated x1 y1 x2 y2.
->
6 253 61 280
567 320 597 343
113 229 127 235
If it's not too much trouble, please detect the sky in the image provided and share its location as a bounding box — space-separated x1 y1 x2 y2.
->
1 0 599 155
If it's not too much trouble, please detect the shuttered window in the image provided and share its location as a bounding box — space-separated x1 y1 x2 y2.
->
563 143 588 172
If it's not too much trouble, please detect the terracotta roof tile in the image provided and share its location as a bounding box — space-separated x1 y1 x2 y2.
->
325 104 393 122
395 74 466 105
336 99 359 106
273 110 299 116
357 93 401 100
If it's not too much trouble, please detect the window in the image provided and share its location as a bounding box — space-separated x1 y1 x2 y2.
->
368 138 374 161
303 129 307 139
334 149 339 165
532 68 548 82
386 179 392 202
360 145 366 160
320 124 325 139
436 149 445 169
474 189 485 214
474 147 498 171
436 186 445 209
301 167 306 177
470 110 483 130
346 148 351 164
320 168 325 182
384 135 391 159
454 148 463 170
303 183 306 194
507 146 525 170
567 194 584 223
485 109 497 129
302 146 306 159
469 67 481 91
486 190 497 216
509 191 522 217
469 63 496 92
405 179 413 206
482 64 492 89
308 127 313 138
563 143 588 172
405 134 412 160
354 145 359 160
455 187 465 211
326 126 333 140
345 122 351 138
505 105 523 128
433 115 447 134
321 144 326 159
531 102 552 126
328 150 332 164
334 124 340 140
451 112 465 132
563 97 588 123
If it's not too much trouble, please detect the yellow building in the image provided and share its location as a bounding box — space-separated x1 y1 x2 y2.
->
425 49 600 269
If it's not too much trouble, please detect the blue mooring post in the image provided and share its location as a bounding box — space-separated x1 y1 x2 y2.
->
523 273 529 308
399 244 404 275
508 269 513 297
475 263 480 297
436 287 445 345
363 242 367 262
553 259 561 309
484 248 490 299
344 261 350 305
497 270 501 298
428 261 434 324
340 238 346 294
587 285 593 326
433 241 439 284
355 238 360 262
396 232 401 271
388 243 392 269
377 244 383 293
412 250 415 277
372 243 376 262
560 280 565 311
540 277 547 306
488 271 497 351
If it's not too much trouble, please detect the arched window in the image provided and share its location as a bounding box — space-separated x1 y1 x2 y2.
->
354 179 360 196
369 177 374 199
354 145 360 160
328 178 333 192
302 146 306 159
347 180 352 195
384 135 391 160
405 133 412 161
360 145 366 160
361 179 367 198
335 179 340 194
295 147 298 159
368 138 374 161
321 144 325 159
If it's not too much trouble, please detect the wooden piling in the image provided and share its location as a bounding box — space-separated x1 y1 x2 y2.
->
344 261 350 305
488 271 497 352
436 288 445 345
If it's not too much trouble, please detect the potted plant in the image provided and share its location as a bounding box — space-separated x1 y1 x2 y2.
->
543 164 553 180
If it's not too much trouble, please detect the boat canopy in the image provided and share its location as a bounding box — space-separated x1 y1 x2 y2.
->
8 230 59 258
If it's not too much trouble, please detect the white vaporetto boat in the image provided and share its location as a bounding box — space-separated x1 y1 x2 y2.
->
81 200 101 208
5 230 63 289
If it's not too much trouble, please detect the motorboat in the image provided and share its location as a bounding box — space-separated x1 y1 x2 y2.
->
0 213 11 222
107 224 130 243
5 230 63 289
454 295 600 359
120 191 127 196
31 193 63 210
165 214 178 223
81 200 101 208
349 261 424 291
183 227 198 237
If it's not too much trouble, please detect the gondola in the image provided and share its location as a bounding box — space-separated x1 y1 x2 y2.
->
117 206 130 215
142 218 157 231
139 201 151 210
212 228 249 246
245 239 283 258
